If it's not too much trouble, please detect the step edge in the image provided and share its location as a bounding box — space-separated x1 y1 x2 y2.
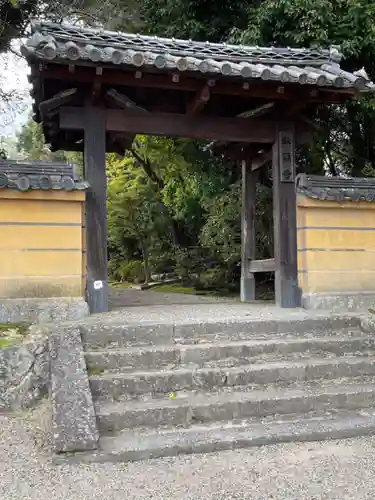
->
89 356 375 381
53 412 375 464
94 381 375 414
83 335 374 356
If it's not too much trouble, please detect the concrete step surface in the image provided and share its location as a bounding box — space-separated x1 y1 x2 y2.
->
89 356 375 398
55 409 375 464
85 336 375 373
95 379 375 433
81 316 362 348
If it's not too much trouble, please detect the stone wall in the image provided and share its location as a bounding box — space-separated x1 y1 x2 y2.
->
0 331 49 412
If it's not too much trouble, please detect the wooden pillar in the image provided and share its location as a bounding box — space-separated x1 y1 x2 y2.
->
272 124 300 308
241 160 257 302
83 106 108 314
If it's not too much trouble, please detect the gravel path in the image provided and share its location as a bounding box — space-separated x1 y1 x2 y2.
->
108 287 237 309
2 404 375 499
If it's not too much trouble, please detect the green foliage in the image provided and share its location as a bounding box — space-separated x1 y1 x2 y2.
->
136 0 250 41
15 117 83 169
107 152 173 284
233 0 375 177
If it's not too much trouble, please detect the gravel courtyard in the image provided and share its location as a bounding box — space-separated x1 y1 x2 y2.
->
1 402 375 500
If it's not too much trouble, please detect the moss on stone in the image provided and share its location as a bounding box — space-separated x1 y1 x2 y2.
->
0 323 30 349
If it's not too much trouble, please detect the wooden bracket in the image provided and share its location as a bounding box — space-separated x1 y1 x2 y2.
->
186 84 210 115
106 88 148 114
39 88 77 117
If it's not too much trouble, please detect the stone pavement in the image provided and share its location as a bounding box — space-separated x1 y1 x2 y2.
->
106 287 348 325
108 287 238 309
2 406 375 500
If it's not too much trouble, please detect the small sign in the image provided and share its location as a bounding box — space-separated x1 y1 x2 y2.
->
279 130 295 183
94 280 103 290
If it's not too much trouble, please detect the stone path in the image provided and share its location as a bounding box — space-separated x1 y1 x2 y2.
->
2 406 375 499
108 287 238 309
103 287 346 327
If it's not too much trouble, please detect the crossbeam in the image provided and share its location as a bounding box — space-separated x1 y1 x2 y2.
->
249 258 276 273
60 107 276 143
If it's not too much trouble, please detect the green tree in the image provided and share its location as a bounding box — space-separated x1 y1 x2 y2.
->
107 153 172 283
15 116 83 170
234 0 375 176
135 0 251 41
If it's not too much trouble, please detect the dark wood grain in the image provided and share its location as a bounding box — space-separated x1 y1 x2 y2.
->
83 105 108 314
241 160 257 302
272 124 300 308
60 107 276 143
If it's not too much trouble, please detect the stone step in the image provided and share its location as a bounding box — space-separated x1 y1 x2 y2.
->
89 356 375 398
81 316 362 349
95 380 375 433
55 409 375 464
85 336 375 373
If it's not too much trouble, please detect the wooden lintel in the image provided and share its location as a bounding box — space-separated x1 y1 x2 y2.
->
39 88 77 116
186 84 210 115
106 89 148 114
60 107 276 143
41 66 355 104
249 258 276 273
50 140 127 154
211 104 275 155
212 120 313 161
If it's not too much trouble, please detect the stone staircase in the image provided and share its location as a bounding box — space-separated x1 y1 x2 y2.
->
58 314 375 463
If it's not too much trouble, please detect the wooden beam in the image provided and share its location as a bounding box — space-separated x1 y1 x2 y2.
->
238 102 275 119
249 258 276 273
211 118 313 161
211 104 275 150
50 141 83 152
39 88 77 117
186 84 210 115
300 115 321 132
272 124 300 308
41 66 355 104
91 77 102 104
106 89 148 114
110 133 135 153
83 106 108 314
60 107 276 143
252 150 272 171
241 160 257 302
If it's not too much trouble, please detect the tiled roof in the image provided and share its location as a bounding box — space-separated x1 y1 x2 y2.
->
296 174 375 202
0 160 88 192
22 21 375 91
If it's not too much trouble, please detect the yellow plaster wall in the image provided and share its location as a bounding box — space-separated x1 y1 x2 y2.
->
297 194 375 294
0 190 86 298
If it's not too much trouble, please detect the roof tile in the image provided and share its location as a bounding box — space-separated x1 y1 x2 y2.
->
22 21 375 91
